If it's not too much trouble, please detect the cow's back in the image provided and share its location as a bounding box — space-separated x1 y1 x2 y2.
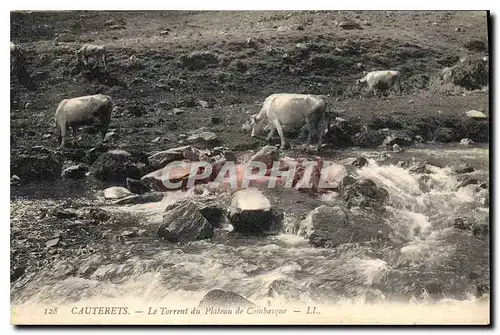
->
57 94 112 124
268 94 324 126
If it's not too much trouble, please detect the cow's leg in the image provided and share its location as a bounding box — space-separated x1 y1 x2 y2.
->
71 125 78 147
58 122 67 149
100 122 109 144
265 127 276 142
304 116 313 149
102 52 108 71
316 114 327 152
274 121 287 150
83 55 89 65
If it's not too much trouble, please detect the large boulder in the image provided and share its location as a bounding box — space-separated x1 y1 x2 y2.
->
299 205 393 248
126 177 149 194
248 146 279 170
148 145 197 171
198 289 256 308
89 149 141 182
228 188 278 234
158 199 215 242
186 131 219 148
141 161 211 192
341 178 389 209
10 146 62 181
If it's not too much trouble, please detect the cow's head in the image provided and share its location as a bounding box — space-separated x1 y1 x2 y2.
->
250 114 266 137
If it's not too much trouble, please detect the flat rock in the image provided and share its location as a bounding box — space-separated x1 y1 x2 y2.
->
112 192 164 205
103 186 132 200
158 199 214 242
148 145 191 171
228 188 275 234
466 110 487 119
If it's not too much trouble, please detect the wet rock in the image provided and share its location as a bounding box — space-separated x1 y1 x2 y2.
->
466 110 487 119
186 131 219 148
341 178 389 209
339 175 357 194
11 147 62 181
248 145 279 169
452 217 471 230
299 205 347 247
352 157 368 168
472 222 489 238
432 127 455 143
140 168 167 191
89 149 141 182
228 188 276 234
61 164 88 179
198 289 256 308
169 197 228 228
126 177 149 194
148 145 191 171
382 132 413 147
456 176 480 189
453 164 474 174
460 138 475 145
103 186 133 200
10 266 25 282
392 143 402 152
409 162 431 174
112 192 164 205
158 200 214 242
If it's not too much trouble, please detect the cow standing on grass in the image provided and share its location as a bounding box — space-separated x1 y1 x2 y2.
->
76 44 108 71
357 70 402 96
54 94 113 148
250 93 329 152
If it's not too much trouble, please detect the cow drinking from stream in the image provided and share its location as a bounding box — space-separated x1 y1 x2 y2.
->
250 93 329 152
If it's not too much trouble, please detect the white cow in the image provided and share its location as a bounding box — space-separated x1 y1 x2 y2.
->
250 93 329 152
77 44 108 71
54 94 113 148
357 70 401 96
